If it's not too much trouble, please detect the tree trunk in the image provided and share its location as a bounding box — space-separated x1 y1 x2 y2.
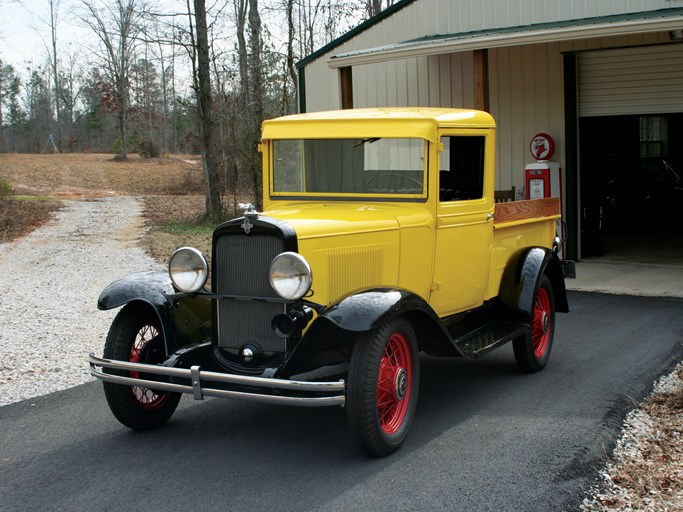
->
286 0 297 113
194 0 222 217
49 0 62 151
248 0 263 210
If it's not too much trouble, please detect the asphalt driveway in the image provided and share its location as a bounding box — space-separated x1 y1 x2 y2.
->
1 291 682 512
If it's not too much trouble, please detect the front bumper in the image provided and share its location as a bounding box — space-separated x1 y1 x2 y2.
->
88 354 345 407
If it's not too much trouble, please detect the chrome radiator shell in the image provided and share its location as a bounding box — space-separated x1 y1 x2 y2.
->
212 220 294 354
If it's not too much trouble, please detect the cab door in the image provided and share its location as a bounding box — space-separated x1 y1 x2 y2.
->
429 130 495 317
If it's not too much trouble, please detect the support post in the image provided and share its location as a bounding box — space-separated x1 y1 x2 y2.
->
563 53 579 261
473 49 490 112
340 66 354 109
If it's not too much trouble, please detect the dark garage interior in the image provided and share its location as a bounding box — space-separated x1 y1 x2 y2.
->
579 113 683 263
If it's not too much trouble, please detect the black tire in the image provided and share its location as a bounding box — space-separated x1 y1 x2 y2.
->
347 317 420 457
513 274 555 373
102 305 181 430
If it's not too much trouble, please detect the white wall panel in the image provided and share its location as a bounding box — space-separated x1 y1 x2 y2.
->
489 43 565 195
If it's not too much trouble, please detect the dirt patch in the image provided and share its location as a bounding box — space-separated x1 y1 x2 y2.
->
0 198 62 244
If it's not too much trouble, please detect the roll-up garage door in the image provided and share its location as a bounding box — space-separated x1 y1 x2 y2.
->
579 44 683 117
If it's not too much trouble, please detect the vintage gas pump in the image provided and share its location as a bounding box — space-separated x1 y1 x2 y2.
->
525 133 562 199
525 133 566 257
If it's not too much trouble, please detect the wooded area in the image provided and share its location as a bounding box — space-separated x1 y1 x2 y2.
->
0 0 396 215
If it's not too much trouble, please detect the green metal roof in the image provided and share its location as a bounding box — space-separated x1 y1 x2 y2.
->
329 7 683 64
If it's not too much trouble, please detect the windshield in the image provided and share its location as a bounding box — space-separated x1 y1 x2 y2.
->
272 138 426 197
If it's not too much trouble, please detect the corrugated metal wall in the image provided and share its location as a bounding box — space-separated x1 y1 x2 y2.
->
488 43 565 194
579 44 683 117
352 53 474 109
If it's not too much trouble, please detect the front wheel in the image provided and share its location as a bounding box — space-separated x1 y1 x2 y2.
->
102 305 181 430
347 317 420 457
513 274 556 372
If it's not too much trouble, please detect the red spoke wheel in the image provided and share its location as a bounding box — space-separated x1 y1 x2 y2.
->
347 317 419 457
513 274 556 372
103 305 181 430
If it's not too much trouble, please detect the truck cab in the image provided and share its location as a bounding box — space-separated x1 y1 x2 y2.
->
90 108 571 456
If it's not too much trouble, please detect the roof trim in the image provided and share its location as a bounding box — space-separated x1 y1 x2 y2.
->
327 7 683 68
296 0 418 70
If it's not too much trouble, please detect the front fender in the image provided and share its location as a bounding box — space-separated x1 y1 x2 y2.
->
319 288 436 332
280 288 457 377
98 271 174 311
98 271 211 355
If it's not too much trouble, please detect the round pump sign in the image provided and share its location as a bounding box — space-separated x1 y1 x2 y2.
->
530 133 555 161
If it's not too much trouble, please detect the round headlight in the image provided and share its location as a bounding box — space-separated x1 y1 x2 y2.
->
269 252 312 300
169 247 208 293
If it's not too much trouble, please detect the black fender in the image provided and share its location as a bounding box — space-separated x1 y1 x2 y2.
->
98 271 175 311
499 247 569 320
97 271 211 355
280 288 458 377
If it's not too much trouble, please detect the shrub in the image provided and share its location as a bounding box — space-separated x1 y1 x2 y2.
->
139 139 161 159
0 177 13 199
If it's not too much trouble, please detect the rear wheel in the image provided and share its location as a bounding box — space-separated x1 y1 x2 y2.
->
513 274 555 372
103 305 180 430
347 317 419 456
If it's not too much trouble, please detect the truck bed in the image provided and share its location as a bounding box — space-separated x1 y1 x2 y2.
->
487 197 561 300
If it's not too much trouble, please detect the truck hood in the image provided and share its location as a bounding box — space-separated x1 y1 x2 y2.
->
262 203 401 240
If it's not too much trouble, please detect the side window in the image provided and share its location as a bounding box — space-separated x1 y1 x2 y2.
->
439 136 485 202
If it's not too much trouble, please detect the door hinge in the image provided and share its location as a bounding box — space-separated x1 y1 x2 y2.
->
431 281 442 291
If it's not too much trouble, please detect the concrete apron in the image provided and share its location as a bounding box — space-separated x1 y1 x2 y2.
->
567 260 683 299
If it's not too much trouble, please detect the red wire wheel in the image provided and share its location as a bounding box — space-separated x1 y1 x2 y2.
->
513 274 556 372
376 332 413 435
103 305 181 430
532 287 552 359
347 317 420 457
128 323 172 410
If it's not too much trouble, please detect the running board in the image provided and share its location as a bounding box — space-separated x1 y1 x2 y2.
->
454 322 528 359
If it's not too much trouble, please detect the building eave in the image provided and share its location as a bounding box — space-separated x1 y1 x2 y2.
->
327 7 683 68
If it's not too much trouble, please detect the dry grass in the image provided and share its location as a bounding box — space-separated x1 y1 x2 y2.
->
0 152 210 259
0 152 205 197
0 197 62 243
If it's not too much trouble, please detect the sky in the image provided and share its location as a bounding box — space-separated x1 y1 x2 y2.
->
0 0 200 71
0 0 90 69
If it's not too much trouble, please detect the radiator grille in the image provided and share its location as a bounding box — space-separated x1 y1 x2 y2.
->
214 233 286 352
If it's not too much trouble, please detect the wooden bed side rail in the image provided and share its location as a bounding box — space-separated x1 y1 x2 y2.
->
493 197 561 226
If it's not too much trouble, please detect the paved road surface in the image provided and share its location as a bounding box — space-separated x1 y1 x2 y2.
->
1 292 682 512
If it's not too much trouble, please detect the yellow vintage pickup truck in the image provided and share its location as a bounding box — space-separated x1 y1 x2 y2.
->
89 108 573 456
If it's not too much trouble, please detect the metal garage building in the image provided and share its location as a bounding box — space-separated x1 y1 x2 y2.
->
296 1 683 260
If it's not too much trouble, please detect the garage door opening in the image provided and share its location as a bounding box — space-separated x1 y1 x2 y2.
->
579 113 683 263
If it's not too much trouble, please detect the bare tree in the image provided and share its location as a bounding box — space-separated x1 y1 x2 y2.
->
192 0 222 216
79 0 148 160
363 0 394 17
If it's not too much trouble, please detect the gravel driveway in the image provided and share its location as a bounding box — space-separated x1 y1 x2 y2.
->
0 197 162 406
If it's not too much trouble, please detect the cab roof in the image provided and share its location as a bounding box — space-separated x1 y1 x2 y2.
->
261 107 495 143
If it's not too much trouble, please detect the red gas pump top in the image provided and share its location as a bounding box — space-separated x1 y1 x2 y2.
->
530 133 555 161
